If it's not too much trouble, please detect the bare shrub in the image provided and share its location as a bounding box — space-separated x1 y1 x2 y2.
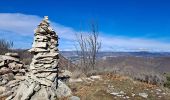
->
75 22 101 74
0 39 13 54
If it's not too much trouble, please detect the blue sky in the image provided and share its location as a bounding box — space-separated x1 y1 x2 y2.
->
0 0 170 51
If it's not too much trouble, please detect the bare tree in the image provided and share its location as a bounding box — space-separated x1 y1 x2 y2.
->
0 39 13 54
75 22 101 73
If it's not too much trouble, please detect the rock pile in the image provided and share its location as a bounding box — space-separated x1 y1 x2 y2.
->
0 53 26 98
8 16 74 100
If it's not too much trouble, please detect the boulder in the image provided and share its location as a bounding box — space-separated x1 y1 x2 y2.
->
55 80 72 98
30 86 50 100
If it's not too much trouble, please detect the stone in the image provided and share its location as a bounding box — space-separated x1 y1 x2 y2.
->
2 73 15 81
35 73 51 78
34 53 59 59
2 55 20 62
69 96 80 100
12 83 28 100
5 53 19 58
69 78 83 83
21 82 36 100
8 62 23 70
90 75 102 80
34 84 41 92
43 64 52 68
33 42 47 48
35 35 48 41
34 27 46 33
61 70 72 77
0 56 3 61
29 48 49 52
139 93 148 98
55 80 72 98
31 86 50 100
0 86 6 93
0 78 8 86
6 80 20 86
46 73 57 81
0 67 12 75
0 61 5 67
29 74 52 86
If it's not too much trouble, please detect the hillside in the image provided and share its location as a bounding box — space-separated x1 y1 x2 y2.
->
69 74 170 100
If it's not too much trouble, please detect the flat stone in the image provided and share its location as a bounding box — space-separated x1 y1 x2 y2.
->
0 61 5 67
90 75 102 80
34 27 46 33
6 80 20 86
35 35 48 42
33 42 47 48
30 74 52 86
2 55 19 62
2 73 14 81
0 86 6 93
34 53 59 59
13 83 28 100
46 73 57 81
14 76 26 81
5 53 19 58
29 48 49 52
8 62 23 70
21 82 36 100
69 96 80 100
69 78 83 83
34 84 41 92
35 73 51 78
0 67 13 75
139 93 148 98
43 64 52 68
61 70 72 77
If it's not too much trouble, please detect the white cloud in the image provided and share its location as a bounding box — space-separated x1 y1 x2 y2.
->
100 36 170 52
0 13 170 52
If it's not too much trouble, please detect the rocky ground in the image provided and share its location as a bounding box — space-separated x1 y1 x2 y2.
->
69 73 170 100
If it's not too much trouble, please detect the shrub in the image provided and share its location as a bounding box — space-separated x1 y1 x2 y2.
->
164 73 170 88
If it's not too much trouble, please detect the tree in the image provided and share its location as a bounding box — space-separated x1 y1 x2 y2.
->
75 22 101 73
0 39 13 54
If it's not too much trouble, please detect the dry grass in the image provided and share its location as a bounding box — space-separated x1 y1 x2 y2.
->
69 73 170 100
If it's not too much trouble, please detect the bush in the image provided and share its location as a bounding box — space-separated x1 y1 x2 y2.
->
164 73 170 88
164 81 170 88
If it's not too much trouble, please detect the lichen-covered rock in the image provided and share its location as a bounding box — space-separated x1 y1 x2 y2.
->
56 80 72 98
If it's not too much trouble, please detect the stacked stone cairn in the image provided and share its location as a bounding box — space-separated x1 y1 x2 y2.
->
0 53 26 98
7 16 74 100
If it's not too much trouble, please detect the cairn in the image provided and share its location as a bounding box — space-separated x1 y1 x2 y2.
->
0 53 25 98
8 16 73 100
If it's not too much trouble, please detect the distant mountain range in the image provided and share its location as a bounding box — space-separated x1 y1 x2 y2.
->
60 51 170 60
